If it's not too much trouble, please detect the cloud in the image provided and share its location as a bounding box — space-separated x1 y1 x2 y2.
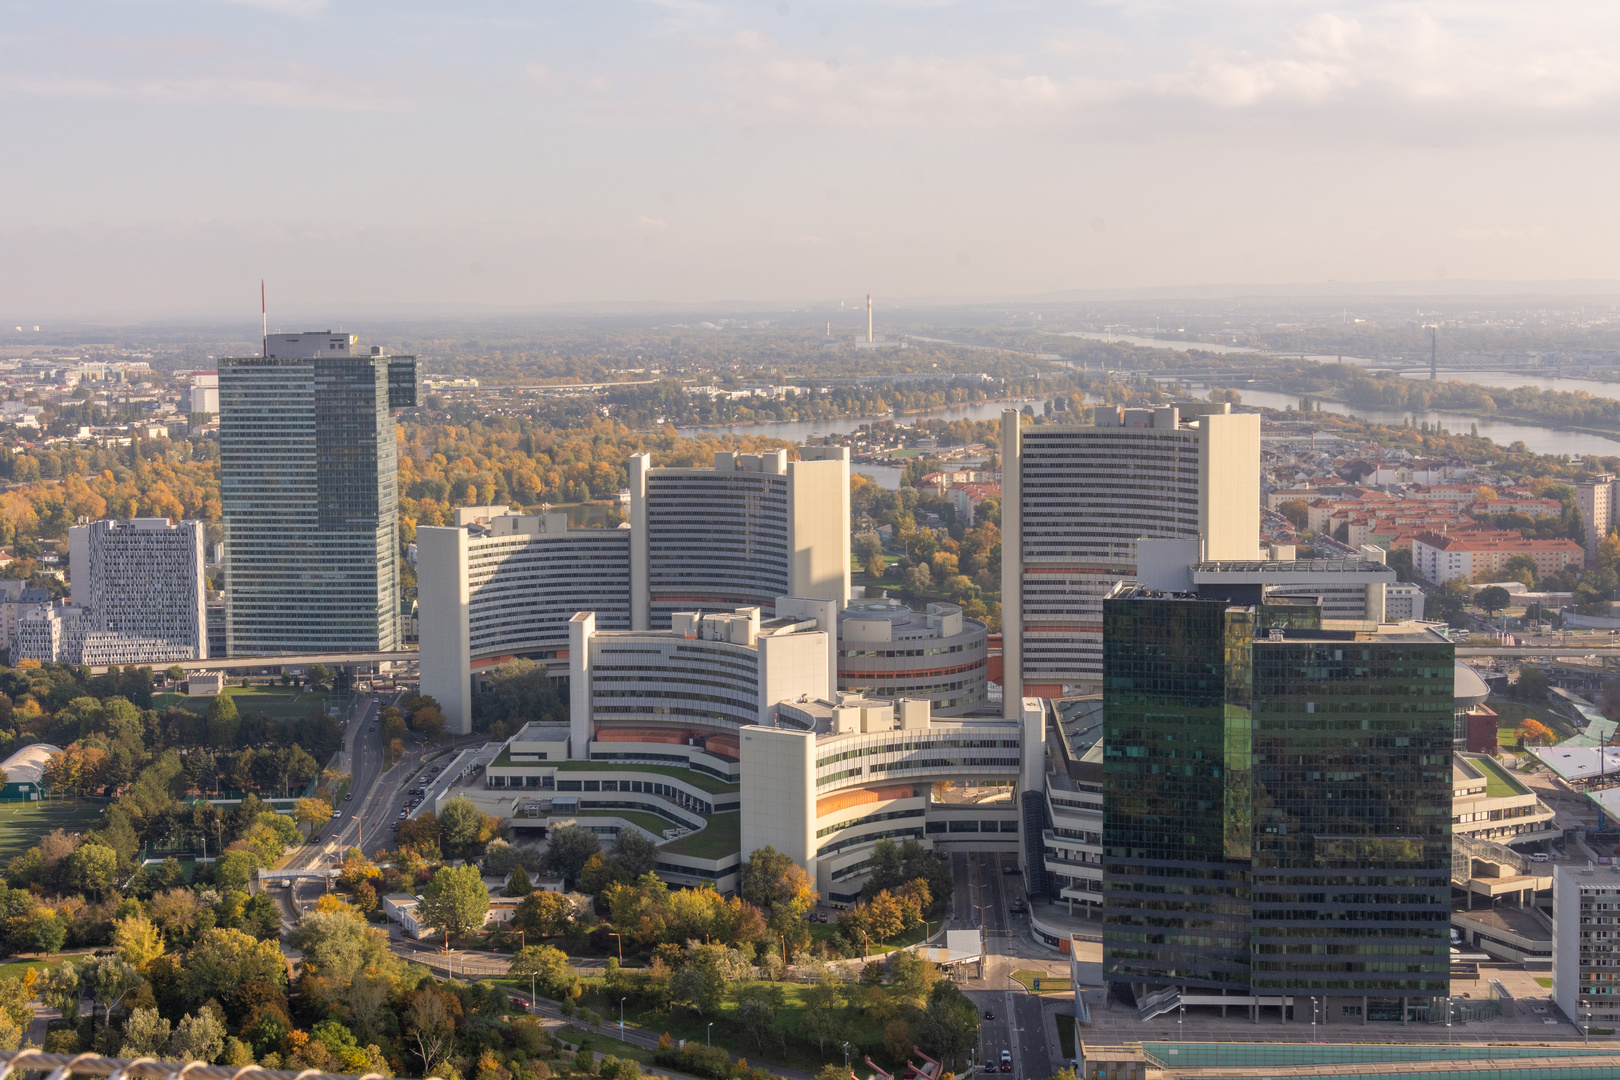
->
688 9 1620 143
638 216 670 230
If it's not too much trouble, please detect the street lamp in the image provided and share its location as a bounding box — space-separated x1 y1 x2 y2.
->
1311 997 1317 1042
707 1022 714 1047
620 997 627 1041
843 1042 850 1069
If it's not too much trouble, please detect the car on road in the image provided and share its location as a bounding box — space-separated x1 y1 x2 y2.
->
1010 898 1027 913
332 811 342 819
344 793 352 801
983 1010 994 1020
983 1065 995 1074
1000 1051 1012 1072
1002 865 1018 875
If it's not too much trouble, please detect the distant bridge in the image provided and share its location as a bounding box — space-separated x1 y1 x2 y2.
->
1455 646 1620 659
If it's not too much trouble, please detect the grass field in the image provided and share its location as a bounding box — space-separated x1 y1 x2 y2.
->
0 802 104 863
1490 701 1575 746
1055 1013 1076 1059
1011 969 1071 995
155 686 331 719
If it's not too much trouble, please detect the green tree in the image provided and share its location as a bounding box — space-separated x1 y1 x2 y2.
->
506 865 533 897
307 664 331 690
167 1009 226 1064
611 828 659 880
418 862 491 941
205 692 240 749
438 795 483 859
542 824 601 889
67 842 118 897
1516 666 1551 702
509 944 575 998
119 1008 173 1058
915 980 979 1071
83 955 142 1027
1476 585 1513 615
182 927 287 1002
39 961 80 1019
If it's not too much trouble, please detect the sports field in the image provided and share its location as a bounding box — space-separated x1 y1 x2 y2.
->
0 802 105 864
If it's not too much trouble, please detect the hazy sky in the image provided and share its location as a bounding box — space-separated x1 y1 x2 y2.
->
5 1 1620 318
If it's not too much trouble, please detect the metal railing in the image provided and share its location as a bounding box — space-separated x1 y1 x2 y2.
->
0 1049 418 1080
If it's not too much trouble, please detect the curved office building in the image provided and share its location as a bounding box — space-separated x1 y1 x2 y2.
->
836 598 989 715
418 508 631 731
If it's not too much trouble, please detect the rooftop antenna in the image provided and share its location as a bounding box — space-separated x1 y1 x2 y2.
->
261 280 268 358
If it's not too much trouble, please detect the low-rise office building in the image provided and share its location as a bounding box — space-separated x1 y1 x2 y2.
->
836 598 989 715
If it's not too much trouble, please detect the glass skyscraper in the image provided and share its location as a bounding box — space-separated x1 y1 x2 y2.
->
1102 587 1452 1011
219 333 415 655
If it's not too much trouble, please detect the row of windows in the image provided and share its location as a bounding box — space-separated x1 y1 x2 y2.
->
816 737 1020 768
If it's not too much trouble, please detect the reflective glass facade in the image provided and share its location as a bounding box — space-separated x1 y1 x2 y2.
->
1102 591 1452 997
220 351 414 655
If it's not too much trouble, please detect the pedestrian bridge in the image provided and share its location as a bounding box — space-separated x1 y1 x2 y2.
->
256 869 339 882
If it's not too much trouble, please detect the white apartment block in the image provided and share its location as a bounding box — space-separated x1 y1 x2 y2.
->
189 372 219 416
1553 866 1620 1030
67 518 206 665
13 603 86 665
1000 404 1260 708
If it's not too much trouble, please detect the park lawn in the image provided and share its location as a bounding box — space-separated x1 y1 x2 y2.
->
1011 969 1071 995
1536 977 1554 989
0 802 104 864
810 920 936 958
554 1024 659 1066
661 813 739 859
155 685 328 719
1055 1014 1076 1060
572 978 887 1071
1491 701 1575 742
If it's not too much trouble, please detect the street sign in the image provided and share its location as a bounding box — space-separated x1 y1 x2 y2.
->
1033 978 1040 991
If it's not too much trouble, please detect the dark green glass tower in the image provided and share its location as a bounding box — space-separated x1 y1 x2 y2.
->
1102 588 1452 1003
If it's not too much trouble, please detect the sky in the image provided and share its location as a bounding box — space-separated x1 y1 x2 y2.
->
4 0 1620 319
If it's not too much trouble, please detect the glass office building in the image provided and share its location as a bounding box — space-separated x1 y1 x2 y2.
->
1102 588 1452 1005
220 333 415 655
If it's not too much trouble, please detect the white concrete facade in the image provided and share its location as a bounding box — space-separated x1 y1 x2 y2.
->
1001 405 1260 710
68 517 206 665
417 508 630 734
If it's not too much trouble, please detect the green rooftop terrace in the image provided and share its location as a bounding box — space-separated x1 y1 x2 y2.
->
659 812 741 861
1471 753 1530 798
555 759 739 795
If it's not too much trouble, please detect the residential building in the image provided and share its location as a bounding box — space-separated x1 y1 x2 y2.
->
68 517 206 665
1102 587 1453 1014
836 597 989 715
418 507 631 734
1576 474 1615 556
1553 866 1620 1032
1411 532 1585 584
189 373 218 416
1000 404 1261 707
13 602 86 664
629 448 850 630
219 332 415 655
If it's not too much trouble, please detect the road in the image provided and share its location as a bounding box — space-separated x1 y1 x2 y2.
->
950 851 1054 1080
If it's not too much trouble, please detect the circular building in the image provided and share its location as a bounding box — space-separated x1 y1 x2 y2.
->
836 598 989 715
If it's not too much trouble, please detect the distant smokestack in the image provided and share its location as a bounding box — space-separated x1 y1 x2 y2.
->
867 294 873 343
